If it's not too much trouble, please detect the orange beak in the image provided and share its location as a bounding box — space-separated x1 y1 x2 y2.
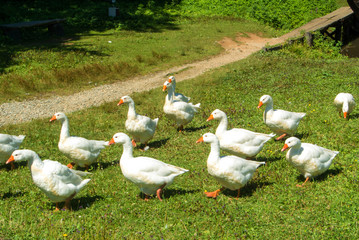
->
168 78 172 83
117 99 124 106
162 85 167 91
206 114 214 121
49 115 57 122
257 101 263 109
108 138 115 145
196 136 204 143
343 112 348 119
281 144 289 152
6 155 14 164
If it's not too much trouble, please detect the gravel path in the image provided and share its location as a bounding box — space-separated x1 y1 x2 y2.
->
0 34 282 127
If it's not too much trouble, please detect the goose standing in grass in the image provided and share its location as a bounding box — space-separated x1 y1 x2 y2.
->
118 95 158 151
167 76 191 102
0 133 25 170
207 109 274 158
281 137 339 187
257 95 306 140
196 133 265 199
334 93 356 119
6 149 91 211
163 80 200 131
109 132 188 201
50 112 109 170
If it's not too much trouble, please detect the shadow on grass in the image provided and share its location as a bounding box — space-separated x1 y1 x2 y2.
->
0 161 27 171
1 190 26 199
256 155 282 163
222 181 273 198
137 188 198 201
294 131 311 140
147 137 170 149
183 125 209 133
70 195 104 211
295 167 343 184
349 113 359 119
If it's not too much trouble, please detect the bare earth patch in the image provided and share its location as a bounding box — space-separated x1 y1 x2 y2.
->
0 33 283 127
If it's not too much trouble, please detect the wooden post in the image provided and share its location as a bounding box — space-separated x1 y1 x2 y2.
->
304 32 313 47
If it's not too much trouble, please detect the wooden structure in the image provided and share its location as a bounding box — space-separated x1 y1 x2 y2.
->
0 19 65 41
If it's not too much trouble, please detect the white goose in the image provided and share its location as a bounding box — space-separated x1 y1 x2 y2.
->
334 93 356 119
207 109 274 158
281 137 339 187
0 133 25 169
257 95 306 140
50 112 108 170
118 95 159 151
163 80 200 131
109 132 188 201
6 149 91 211
167 76 191 102
196 133 265 198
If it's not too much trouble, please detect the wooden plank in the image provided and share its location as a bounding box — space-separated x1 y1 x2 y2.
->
280 7 353 40
0 19 65 29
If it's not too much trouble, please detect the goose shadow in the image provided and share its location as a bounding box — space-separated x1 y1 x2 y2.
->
255 155 282 163
183 125 209 133
137 188 198 201
348 113 359 119
69 195 103 211
295 167 342 184
293 131 310 140
1 190 26 199
0 161 27 171
221 181 273 198
147 138 170 149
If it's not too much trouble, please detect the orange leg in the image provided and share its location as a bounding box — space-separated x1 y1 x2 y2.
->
55 203 60 211
156 184 166 201
235 189 241 199
85 165 89 171
144 194 150 201
205 187 225 199
296 177 310 187
10 162 15 170
64 192 76 210
131 139 137 147
178 125 184 132
67 162 75 169
276 133 287 141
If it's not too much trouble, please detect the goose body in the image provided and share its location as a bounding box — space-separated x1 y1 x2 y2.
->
197 133 265 198
163 80 200 131
281 137 339 187
207 109 274 158
50 112 108 169
167 76 191 102
118 95 158 150
258 95 306 140
109 132 188 200
0 134 25 168
6 149 91 210
334 93 356 119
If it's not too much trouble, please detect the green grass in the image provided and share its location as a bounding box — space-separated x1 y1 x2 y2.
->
0 17 279 103
1 45 359 238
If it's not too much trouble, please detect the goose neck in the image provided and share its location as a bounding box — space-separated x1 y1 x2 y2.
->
59 118 70 141
120 141 134 160
208 140 221 164
215 116 228 136
127 101 137 119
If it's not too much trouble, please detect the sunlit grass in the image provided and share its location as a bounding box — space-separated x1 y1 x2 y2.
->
1 49 359 238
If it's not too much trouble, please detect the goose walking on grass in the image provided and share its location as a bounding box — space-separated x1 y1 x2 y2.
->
196 133 265 199
7 149 91 211
50 112 109 170
118 95 158 151
207 109 274 158
167 76 191 102
257 95 306 140
109 132 188 201
0 133 25 170
334 93 356 119
281 137 339 187
163 80 200 132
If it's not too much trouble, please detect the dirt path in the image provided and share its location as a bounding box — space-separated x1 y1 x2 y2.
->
0 33 283 127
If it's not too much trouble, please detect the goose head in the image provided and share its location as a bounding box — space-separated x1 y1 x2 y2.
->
109 132 131 146
117 95 133 106
207 109 225 121
162 80 173 92
6 149 37 164
257 95 272 109
281 137 301 152
196 132 218 144
49 112 67 122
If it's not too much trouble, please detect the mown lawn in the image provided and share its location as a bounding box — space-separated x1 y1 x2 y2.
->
1 48 358 238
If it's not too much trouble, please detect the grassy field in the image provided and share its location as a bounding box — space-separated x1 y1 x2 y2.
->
1 44 358 238
0 18 278 104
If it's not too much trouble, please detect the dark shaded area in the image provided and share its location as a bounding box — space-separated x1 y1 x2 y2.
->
137 187 197 200
147 137 170 149
295 167 342 184
221 181 273 198
0 0 181 72
70 194 104 211
1 190 26 199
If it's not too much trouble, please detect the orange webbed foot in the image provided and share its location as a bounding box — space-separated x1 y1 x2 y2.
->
204 189 221 198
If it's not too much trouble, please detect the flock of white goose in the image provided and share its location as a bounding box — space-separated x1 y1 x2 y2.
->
0 76 356 210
